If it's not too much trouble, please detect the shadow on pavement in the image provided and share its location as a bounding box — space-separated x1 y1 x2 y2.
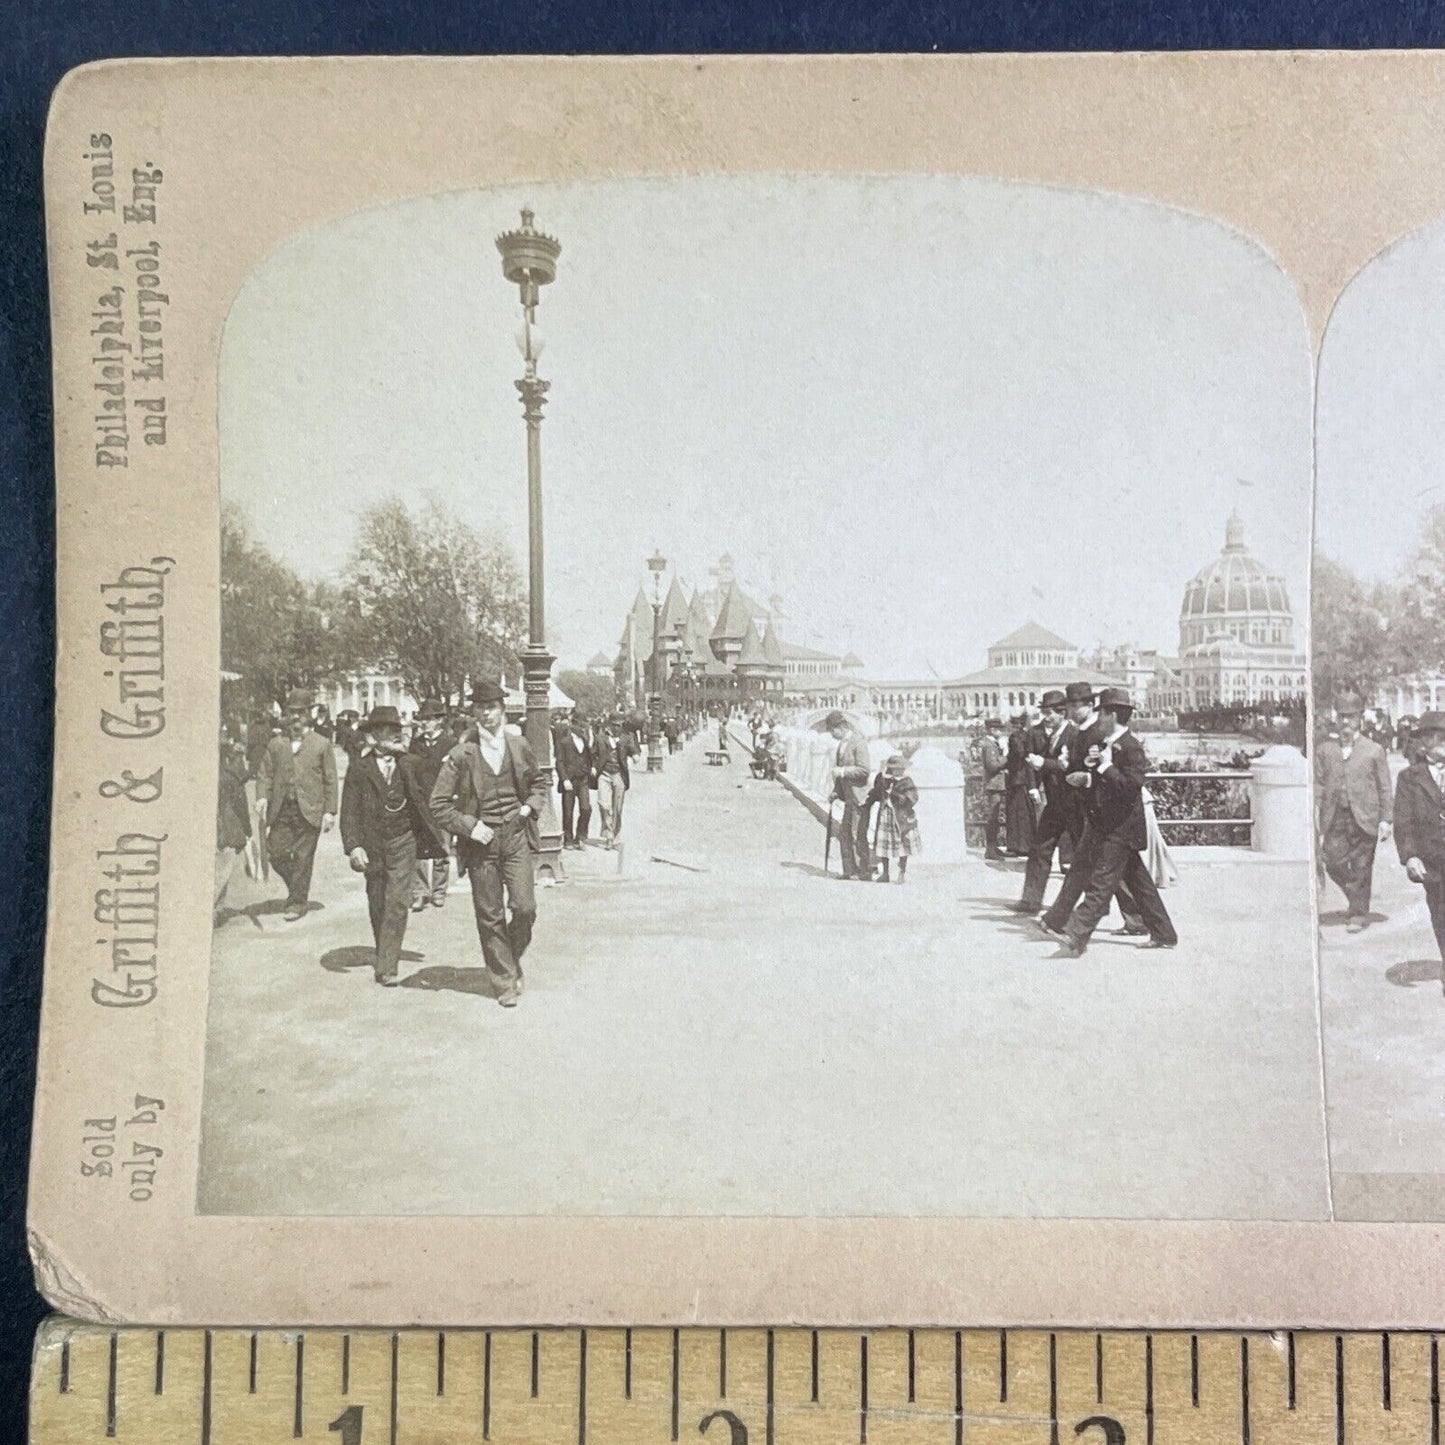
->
1385 958 1444 990
779 861 840 880
320 945 425 973
401 965 499 998
1319 908 1389 927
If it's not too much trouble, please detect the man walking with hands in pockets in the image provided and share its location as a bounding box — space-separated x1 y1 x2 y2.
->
430 680 548 1008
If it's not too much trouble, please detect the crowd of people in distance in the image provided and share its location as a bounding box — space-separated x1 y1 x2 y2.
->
215 683 704 1009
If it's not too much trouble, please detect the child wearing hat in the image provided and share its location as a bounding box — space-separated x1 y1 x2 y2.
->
867 751 922 882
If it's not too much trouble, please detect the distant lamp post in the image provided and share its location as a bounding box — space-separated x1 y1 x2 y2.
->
496 207 564 878
646 549 668 772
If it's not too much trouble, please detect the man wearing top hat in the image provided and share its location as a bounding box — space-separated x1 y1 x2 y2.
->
826 710 874 880
554 707 594 850
1392 711 1445 987
1315 692 1393 933
408 698 453 910
1016 688 1083 914
256 686 338 922
340 706 447 986
1035 682 1145 937
429 680 548 1008
1046 687 1177 957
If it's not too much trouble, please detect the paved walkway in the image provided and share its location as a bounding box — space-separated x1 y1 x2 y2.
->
200 736 1328 1219
1319 836 1445 1220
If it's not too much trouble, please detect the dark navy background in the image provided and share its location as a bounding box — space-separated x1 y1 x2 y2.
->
4 1 1441 1434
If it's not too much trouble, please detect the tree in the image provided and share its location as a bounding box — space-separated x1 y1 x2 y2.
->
1311 553 1394 706
556 669 616 720
220 503 330 714
344 495 526 707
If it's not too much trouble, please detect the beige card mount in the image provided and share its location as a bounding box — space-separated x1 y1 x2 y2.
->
30 53 1445 1327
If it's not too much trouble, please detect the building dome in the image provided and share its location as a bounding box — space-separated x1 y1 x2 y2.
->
1180 511 1293 622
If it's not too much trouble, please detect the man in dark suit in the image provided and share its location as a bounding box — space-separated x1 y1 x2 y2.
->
555 708 594 849
430 680 549 1008
256 687 338 921
408 698 453 910
827 709 874 880
1315 692 1393 933
1047 688 1177 957
1036 682 1145 938
340 706 446 986
1393 711 1445 988
1016 689 1082 914
980 717 1008 860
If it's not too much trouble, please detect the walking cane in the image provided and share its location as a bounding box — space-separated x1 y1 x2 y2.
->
824 799 837 875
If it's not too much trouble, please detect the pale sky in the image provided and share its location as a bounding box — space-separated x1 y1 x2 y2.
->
1316 217 1445 582
220 174 1311 678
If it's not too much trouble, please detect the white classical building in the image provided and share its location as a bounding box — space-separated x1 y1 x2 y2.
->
941 622 1122 715
1175 512 1306 708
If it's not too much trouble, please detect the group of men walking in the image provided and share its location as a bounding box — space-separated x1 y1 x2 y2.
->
1005 683 1178 957
1316 691 1445 987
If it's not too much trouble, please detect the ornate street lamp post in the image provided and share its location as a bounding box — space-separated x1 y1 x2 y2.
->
496 208 564 879
646 549 667 772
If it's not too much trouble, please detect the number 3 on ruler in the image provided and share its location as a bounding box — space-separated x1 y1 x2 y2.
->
329 1405 364 1445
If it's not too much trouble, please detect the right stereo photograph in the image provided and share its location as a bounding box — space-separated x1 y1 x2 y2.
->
1316 216 1445 1221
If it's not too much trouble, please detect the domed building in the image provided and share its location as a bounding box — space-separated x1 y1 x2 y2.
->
1176 512 1306 708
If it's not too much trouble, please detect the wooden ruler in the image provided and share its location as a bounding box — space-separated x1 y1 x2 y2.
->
28 1322 1443 1444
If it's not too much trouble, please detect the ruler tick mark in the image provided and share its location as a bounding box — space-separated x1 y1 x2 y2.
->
201 1330 213 1445
999 1329 1008 1403
532 1331 540 1398
811 1330 819 1403
1335 1335 1345 1445
294 1333 304 1438
1096 1332 1104 1405
578 1328 587 1445
437 1332 445 1397
860 1335 869 1445
766 1328 775 1445
720 1327 727 1398
908 1329 916 1404
390 1332 399 1445
1190 1334 1199 1407
1430 1336 1440 1445
671 1328 681 1441
1287 1332 1296 1410
341 1333 350 1396
58 1339 69 1395
625 1327 632 1400
248 1331 257 1394
483 1331 492 1441
1240 1337 1251 1445
1382 1332 1391 1411
105 1330 117 1438
155 1330 165 1395
1145 1334 1155 1445
953 1331 963 1445
1049 1333 1060 1445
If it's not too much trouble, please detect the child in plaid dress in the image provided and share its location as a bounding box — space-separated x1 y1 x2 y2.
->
867 752 922 882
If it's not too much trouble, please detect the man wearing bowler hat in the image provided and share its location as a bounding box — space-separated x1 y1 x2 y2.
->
1393 711 1445 989
340 706 447 986
1046 687 1177 957
1016 688 1084 914
1035 682 1146 938
408 698 453 910
429 679 548 1008
1315 692 1393 933
256 686 338 922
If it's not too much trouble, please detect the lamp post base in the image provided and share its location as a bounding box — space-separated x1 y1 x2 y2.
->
521 643 565 884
